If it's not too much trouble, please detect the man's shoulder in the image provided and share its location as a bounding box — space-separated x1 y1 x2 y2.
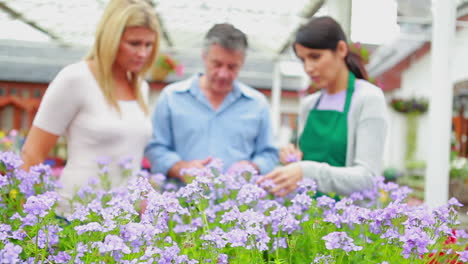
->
162 78 194 94
237 81 268 103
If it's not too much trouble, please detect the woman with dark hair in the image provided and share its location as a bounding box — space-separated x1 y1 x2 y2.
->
258 16 388 197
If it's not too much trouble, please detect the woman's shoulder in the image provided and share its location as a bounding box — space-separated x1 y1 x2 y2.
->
352 79 388 118
354 79 385 99
55 61 90 82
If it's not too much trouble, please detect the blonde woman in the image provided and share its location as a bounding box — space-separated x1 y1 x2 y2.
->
21 0 160 199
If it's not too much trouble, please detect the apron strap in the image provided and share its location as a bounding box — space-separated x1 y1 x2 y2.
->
343 72 355 113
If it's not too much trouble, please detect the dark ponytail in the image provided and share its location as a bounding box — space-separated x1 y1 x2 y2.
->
345 51 368 80
294 16 369 80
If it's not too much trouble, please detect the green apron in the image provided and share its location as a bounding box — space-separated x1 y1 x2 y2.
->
299 72 355 198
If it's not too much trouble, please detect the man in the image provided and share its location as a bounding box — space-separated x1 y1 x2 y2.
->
144 23 278 181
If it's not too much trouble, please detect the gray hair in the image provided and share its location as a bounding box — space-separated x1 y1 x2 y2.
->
203 23 248 54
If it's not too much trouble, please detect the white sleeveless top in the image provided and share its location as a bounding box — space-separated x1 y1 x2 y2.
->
33 61 152 198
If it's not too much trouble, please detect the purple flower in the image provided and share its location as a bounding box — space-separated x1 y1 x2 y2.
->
0 175 7 188
33 225 61 249
272 237 288 250
120 223 144 242
217 253 228 264
48 251 71 263
291 193 313 211
447 197 463 207
456 229 468 239
316 195 336 209
74 222 104 235
206 158 224 173
16 169 41 197
201 228 228 248
176 181 206 203
96 156 111 166
226 229 248 247
0 242 22 263
236 183 267 205
457 250 468 262
313 254 333 264
87 177 100 186
119 156 134 170
296 178 317 193
10 229 26 241
87 198 103 213
269 206 300 235
220 206 240 224
157 244 181 263
226 162 258 179
0 224 11 241
149 173 166 187
94 234 131 255
322 232 363 252
23 191 59 217
68 204 90 221
285 153 299 163
256 178 276 191
399 227 433 258
0 151 23 171
389 185 412 201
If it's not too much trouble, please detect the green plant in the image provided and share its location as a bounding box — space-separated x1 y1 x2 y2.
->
349 42 370 64
390 97 429 114
155 54 184 76
450 156 468 180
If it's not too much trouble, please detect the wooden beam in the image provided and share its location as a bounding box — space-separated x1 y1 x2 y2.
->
152 1 174 47
0 2 64 44
276 0 325 55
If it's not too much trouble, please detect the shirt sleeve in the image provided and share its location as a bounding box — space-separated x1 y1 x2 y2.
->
299 91 388 196
251 101 279 175
33 65 83 135
144 89 182 175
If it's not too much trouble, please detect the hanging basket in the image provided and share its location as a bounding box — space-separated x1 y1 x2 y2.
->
150 65 171 82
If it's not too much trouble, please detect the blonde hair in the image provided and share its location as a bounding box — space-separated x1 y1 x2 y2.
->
86 0 160 114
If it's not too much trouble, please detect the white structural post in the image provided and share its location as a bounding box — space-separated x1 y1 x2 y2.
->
425 0 456 208
327 0 352 38
271 60 282 139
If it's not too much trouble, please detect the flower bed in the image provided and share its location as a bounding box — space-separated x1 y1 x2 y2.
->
0 151 467 263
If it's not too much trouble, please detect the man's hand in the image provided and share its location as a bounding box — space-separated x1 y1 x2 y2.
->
279 143 303 165
256 163 302 197
168 157 213 182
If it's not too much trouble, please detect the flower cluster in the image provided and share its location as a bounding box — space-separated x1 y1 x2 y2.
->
0 151 467 263
0 130 24 154
390 97 429 114
349 42 370 64
155 54 184 76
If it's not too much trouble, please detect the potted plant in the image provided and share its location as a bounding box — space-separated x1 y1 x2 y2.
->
150 53 184 81
449 153 468 204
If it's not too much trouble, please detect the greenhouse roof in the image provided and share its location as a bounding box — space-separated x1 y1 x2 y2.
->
0 0 325 57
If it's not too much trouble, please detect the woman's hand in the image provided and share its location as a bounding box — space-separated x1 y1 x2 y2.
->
256 162 303 197
279 143 303 165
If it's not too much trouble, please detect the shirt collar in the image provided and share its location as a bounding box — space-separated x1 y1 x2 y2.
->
175 73 256 100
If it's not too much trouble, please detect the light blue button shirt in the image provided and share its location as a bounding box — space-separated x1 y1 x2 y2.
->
144 74 279 175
